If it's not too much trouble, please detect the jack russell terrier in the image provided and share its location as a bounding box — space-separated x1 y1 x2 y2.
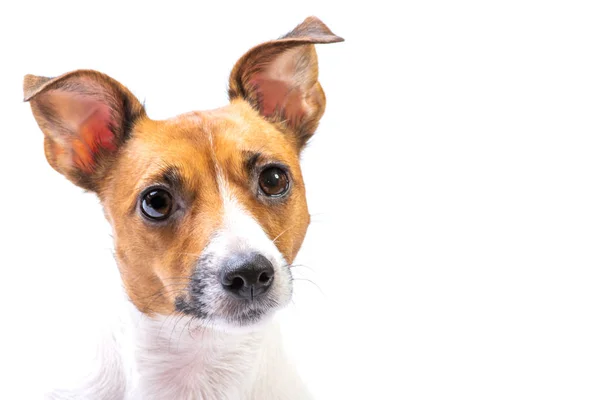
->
24 16 343 400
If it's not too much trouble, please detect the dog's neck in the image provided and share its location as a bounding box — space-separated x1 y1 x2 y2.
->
62 283 309 400
118 308 305 400
130 313 267 399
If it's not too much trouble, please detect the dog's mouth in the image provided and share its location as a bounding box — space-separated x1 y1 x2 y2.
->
174 286 289 328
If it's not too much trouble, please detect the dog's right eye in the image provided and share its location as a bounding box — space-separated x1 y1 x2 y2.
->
141 188 173 220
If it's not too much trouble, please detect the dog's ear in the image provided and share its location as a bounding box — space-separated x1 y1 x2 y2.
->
228 16 343 149
24 70 145 192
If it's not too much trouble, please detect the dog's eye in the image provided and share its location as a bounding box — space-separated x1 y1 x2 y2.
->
259 167 289 197
141 189 173 220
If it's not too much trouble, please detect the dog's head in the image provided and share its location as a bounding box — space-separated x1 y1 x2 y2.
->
24 17 342 329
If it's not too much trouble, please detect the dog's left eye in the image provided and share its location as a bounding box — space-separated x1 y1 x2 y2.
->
141 189 173 220
259 167 289 197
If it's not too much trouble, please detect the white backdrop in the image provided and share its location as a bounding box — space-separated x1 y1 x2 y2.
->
1 1 599 399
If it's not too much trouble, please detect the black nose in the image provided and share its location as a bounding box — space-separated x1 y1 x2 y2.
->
220 253 275 300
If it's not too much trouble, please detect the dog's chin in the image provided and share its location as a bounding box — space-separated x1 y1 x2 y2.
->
209 308 280 333
175 295 290 334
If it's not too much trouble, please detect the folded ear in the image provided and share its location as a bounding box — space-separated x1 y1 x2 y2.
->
228 16 343 149
23 70 145 191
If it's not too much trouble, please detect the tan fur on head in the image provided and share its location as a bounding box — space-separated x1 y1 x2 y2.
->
24 17 342 317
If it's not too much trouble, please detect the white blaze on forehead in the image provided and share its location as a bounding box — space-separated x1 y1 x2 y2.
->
219 181 283 265
205 129 285 266
214 174 285 266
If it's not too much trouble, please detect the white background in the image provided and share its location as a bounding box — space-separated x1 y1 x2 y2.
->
1 1 599 399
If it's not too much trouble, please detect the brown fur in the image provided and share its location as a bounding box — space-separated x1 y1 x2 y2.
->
24 17 343 315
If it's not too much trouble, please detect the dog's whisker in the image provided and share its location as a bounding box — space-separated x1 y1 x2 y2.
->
138 286 187 305
271 225 295 243
289 263 318 274
155 312 177 345
172 253 202 258
158 278 192 282
185 317 196 339
168 313 188 353
140 287 189 315
290 277 326 296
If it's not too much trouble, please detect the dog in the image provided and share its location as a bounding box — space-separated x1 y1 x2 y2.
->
24 16 342 400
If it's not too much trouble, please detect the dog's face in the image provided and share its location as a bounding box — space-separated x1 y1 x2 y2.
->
105 103 310 326
24 17 342 328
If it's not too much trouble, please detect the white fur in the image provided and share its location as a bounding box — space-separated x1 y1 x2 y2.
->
48 306 310 400
46 165 308 400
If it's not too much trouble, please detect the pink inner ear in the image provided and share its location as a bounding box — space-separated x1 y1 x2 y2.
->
251 75 307 127
73 108 116 173
251 76 289 117
45 88 118 173
248 46 312 128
